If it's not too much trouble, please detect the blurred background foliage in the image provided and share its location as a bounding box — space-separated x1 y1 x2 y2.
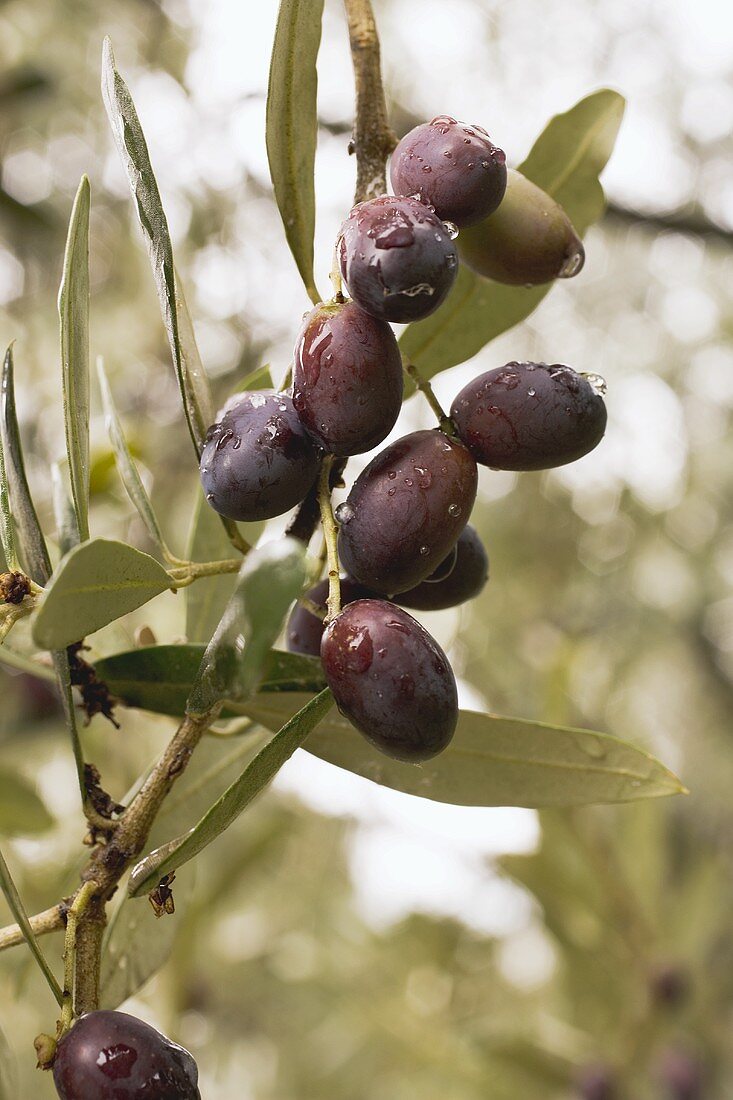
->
0 0 732 1096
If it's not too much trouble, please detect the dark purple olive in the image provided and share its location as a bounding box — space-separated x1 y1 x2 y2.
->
396 525 488 611
321 599 457 761
450 362 607 471
286 577 376 657
657 1050 704 1099
423 543 458 583
337 195 458 323
577 1064 617 1100
293 300 403 455
199 391 320 521
390 115 507 227
337 429 478 595
53 1010 200 1099
458 168 584 285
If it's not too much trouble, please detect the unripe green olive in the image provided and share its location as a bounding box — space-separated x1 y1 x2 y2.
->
457 168 584 286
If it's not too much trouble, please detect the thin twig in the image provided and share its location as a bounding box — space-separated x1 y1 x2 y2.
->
317 456 341 623
403 359 456 436
0 905 65 952
343 0 398 203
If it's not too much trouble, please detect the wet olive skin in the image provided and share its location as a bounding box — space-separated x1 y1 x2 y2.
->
53 1011 200 1099
200 391 320 521
451 362 607 471
390 115 507 227
337 195 458 323
396 525 489 611
338 429 478 595
286 577 376 658
293 300 403 455
458 169 584 286
321 599 458 762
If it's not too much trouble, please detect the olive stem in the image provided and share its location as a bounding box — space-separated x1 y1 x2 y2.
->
167 557 243 588
317 456 342 622
60 880 97 1031
343 0 398 203
0 905 65 952
64 703 222 1015
403 359 456 436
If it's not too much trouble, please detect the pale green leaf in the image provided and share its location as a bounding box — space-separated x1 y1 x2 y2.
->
266 0 324 303
97 358 169 556
186 537 307 715
241 694 684 808
0 846 62 1004
32 538 171 650
0 396 17 571
184 493 262 645
1 349 85 801
128 688 333 896
95 644 326 716
399 89 626 380
101 38 212 454
51 461 80 556
58 175 91 542
0 769 54 836
99 865 195 1009
1 345 51 585
0 1021 17 1100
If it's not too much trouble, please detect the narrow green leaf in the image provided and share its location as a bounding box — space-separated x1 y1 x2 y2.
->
0 396 17 571
175 267 214 432
97 358 169 556
1 348 86 802
0 647 55 679
186 537 307 715
51 648 87 802
399 89 626 380
241 694 684 808
32 538 171 650
0 1021 17 1100
101 732 268 1007
0 770 54 836
99 866 195 1009
266 0 324 304
1 345 52 584
58 175 91 542
0 846 63 1004
51 462 80 556
236 363 274 393
128 688 332 895
186 495 242 645
101 38 213 454
95 644 325 716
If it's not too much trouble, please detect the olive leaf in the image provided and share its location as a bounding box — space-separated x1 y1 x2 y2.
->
266 0 324 304
399 89 626 381
101 37 213 454
128 688 333 896
1 345 52 585
51 462 80 557
32 538 172 651
186 537 307 715
58 174 91 542
184 494 263 646
1 348 86 802
0 770 54 836
0 846 63 1005
240 693 685 808
97 358 170 557
95 644 326 716
0 397 17 572
99 865 196 1010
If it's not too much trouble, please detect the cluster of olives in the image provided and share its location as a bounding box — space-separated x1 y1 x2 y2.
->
200 115 605 766
51 1010 200 1098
